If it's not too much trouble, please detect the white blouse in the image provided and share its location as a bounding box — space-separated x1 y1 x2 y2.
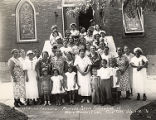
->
74 55 92 72
97 67 112 79
130 55 148 67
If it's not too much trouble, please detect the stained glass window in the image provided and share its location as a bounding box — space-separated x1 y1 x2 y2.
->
16 0 37 42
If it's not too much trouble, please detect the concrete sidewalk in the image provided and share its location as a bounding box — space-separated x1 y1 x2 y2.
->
0 82 150 120
18 100 149 120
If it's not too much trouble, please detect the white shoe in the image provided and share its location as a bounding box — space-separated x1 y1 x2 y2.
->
81 99 86 103
87 99 90 103
44 101 47 106
47 101 51 106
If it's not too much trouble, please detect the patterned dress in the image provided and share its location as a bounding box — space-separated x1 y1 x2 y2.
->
8 57 26 99
88 52 101 69
116 56 130 91
50 56 65 75
36 58 51 96
36 58 51 76
124 53 134 90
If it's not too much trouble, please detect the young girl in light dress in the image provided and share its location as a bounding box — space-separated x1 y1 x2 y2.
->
51 69 64 106
110 58 121 104
90 68 100 104
65 66 79 105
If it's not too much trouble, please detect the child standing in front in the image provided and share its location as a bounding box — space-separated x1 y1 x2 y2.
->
109 58 120 104
65 65 79 105
90 68 100 105
97 59 114 106
51 69 64 106
40 68 52 106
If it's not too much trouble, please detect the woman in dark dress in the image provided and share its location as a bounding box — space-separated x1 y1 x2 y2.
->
36 51 51 104
88 45 101 69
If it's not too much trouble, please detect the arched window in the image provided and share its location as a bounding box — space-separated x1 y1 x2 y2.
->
16 0 37 43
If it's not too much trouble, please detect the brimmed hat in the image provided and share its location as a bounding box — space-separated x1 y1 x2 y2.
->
51 25 57 30
133 47 143 54
42 68 48 72
55 36 61 40
100 30 106 34
70 23 76 28
26 50 34 55
89 19 95 23
11 49 18 54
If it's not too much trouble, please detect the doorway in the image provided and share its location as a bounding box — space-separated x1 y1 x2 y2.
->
78 7 93 31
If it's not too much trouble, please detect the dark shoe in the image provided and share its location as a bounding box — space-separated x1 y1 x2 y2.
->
71 100 75 105
109 103 114 106
101 103 106 106
26 99 30 106
143 94 147 101
137 93 140 100
32 99 37 105
14 99 20 107
18 99 24 106
125 97 131 100
14 103 20 107
37 99 43 105
126 91 131 100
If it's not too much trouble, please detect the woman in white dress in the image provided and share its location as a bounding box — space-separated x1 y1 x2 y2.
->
74 48 92 103
24 50 39 105
130 47 148 101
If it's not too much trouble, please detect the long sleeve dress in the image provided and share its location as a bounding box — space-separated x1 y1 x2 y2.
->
24 58 39 100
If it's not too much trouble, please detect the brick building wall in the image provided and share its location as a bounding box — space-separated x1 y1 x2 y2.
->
101 6 156 56
0 0 63 62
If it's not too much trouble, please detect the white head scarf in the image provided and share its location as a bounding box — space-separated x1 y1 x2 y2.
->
133 47 143 54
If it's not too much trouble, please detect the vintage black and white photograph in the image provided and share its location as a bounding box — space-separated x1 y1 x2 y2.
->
0 0 156 120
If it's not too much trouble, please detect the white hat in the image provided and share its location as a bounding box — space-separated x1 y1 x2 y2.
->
51 25 57 30
55 36 61 40
70 23 76 28
26 50 34 55
133 47 143 54
100 30 106 34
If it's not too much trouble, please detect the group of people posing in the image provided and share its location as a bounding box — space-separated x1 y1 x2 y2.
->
8 22 148 107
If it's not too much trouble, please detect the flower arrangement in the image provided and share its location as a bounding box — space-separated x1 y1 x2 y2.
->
66 0 94 18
